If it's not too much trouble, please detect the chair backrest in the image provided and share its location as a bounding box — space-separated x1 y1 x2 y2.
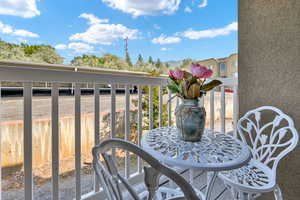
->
92 138 201 200
237 106 298 172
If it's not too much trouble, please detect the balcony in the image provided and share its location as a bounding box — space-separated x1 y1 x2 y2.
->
0 60 238 200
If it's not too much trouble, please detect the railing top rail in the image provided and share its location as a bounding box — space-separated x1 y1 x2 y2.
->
0 60 167 85
0 60 166 78
0 60 237 86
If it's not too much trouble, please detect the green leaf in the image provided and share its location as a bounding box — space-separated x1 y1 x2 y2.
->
171 79 180 86
167 85 180 93
201 80 222 91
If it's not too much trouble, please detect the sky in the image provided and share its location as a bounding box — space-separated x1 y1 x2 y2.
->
0 0 237 63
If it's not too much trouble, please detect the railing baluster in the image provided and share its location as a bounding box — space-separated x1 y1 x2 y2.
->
74 83 81 200
125 85 131 178
149 86 153 130
24 82 33 200
168 89 172 127
220 86 226 133
159 86 163 127
233 85 239 137
0 62 241 200
137 86 142 173
111 84 116 157
51 82 59 199
94 84 100 192
0 82 2 200
210 89 215 131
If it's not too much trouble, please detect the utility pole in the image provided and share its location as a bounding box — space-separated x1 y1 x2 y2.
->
124 37 128 57
124 37 132 66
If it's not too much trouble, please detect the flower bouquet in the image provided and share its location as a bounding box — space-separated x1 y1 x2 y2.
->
168 63 222 142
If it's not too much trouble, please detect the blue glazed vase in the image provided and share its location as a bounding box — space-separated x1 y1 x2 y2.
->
175 98 206 142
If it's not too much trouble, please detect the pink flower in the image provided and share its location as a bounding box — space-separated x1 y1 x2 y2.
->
202 68 213 78
190 63 213 78
169 69 184 80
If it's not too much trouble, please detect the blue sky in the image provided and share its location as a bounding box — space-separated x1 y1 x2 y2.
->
0 0 237 63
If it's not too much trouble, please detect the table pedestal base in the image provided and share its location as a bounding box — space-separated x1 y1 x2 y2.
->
206 172 218 200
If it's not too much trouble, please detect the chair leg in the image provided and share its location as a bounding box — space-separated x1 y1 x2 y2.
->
243 192 256 200
229 187 239 200
230 189 256 200
274 184 283 200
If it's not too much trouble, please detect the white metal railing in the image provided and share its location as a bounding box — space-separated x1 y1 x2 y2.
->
0 60 238 200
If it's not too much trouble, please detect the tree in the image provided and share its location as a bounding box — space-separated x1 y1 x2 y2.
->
0 40 64 64
125 51 132 66
132 69 170 129
71 55 104 67
148 56 154 64
103 53 129 70
165 63 170 68
155 58 162 68
136 54 144 66
28 45 64 64
71 53 133 70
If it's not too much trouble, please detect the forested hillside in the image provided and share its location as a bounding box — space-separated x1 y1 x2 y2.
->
71 53 170 73
0 40 188 74
0 40 64 64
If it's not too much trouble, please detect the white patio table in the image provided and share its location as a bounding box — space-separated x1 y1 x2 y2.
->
141 126 251 200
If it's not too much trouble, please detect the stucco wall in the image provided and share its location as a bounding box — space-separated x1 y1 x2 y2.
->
227 54 238 77
197 59 219 77
239 0 300 199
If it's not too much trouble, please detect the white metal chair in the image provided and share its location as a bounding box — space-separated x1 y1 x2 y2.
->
92 138 205 200
218 106 299 200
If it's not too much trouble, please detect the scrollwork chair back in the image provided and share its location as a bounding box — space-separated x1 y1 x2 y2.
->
92 139 202 200
237 106 298 172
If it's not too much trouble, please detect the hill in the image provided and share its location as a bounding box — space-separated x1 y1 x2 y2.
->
164 60 183 68
0 40 64 64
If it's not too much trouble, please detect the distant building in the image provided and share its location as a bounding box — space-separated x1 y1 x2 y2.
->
196 53 238 78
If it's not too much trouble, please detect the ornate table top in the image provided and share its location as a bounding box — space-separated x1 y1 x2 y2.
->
141 127 251 171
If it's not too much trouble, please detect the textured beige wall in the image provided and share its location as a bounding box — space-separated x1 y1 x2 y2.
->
197 59 219 77
197 54 238 78
239 0 300 199
227 54 238 77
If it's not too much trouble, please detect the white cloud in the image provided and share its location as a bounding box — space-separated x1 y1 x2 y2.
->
0 21 13 34
160 47 170 51
102 0 181 17
0 0 40 18
13 29 39 37
181 22 238 40
79 13 109 25
55 44 67 50
70 13 139 45
184 6 192 13
0 21 39 38
55 42 94 53
198 0 208 8
68 42 94 53
152 34 181 44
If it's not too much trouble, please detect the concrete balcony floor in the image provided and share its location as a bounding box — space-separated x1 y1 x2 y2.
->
165 169 232 200
2 168 232 200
